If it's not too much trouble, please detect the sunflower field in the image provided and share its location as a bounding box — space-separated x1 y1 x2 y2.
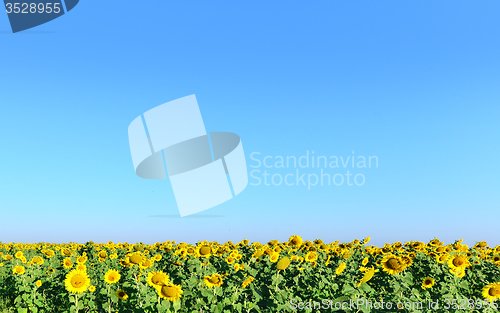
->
1 237 499 313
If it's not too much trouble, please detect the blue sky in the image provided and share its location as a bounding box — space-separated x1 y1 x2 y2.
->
1 0 499 247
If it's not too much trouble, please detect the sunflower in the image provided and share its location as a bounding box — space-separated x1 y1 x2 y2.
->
44 250 55 258
335 262 346 275
98 250 108 259
62 258 73 269
104 269 121 284
428 239 441 246
15 251 24 259
61 248 72 257
381 255 405 275
76 264 87 271
119 258 131 267
449 267 466 278
325 255 331 266
435 246 446 253
65 270 91 294
436 253 450 264
242 276 255 288
421 277 435 289
362 237 371 244
89 285 96 292
35 280 42 288
269 253 279 263
76 256 87 264
362 257 369 266
32 256 44 266
147 271 169 288
13 266 25 275
277 257 290 270
482 282 500 302
400 255 413 267
157 284 183 302
289 235 303 248
204 274 223 288
356 266 379 287
128 252 144 265
318 243 329 252
226 256 235 265
448 254 470 270
139 259 153 269
305 251 318 263
116 289 128 300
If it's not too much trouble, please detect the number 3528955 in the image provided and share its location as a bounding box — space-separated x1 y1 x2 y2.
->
5 3 62 14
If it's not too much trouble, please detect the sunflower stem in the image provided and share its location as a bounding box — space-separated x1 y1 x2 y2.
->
134 271 143 308
274 270 279 292
75 294 79 313
107 284 111 313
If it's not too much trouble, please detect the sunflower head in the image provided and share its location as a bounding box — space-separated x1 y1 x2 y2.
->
305 251 318 262
336 262 346 275
128 253 144 265
277 257 290 270
448 254 470 269
198 245 212 257
65 270 91 294
436 254 449 263
157 284 183 302
116 289 128 300
242 276 255 288
204 274 223 288
421 277 435 289
104 269 121 284
147 271 169 288
63 258 73 269
13 266 25 275
482 283 500 301
381 255 404 275
289 235 303 247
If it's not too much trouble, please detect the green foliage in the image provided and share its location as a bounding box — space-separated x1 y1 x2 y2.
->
0 239 499 312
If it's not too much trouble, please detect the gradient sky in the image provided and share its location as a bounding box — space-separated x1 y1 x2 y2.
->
1 0 499 248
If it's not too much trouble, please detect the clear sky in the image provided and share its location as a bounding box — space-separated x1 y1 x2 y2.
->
1 0 499 248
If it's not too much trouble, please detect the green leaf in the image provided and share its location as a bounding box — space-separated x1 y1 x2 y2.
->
459 280 470 291
77 300 84 309
411 288 421 298
201 288 211 297
358 282 374 293
173 299 181 312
